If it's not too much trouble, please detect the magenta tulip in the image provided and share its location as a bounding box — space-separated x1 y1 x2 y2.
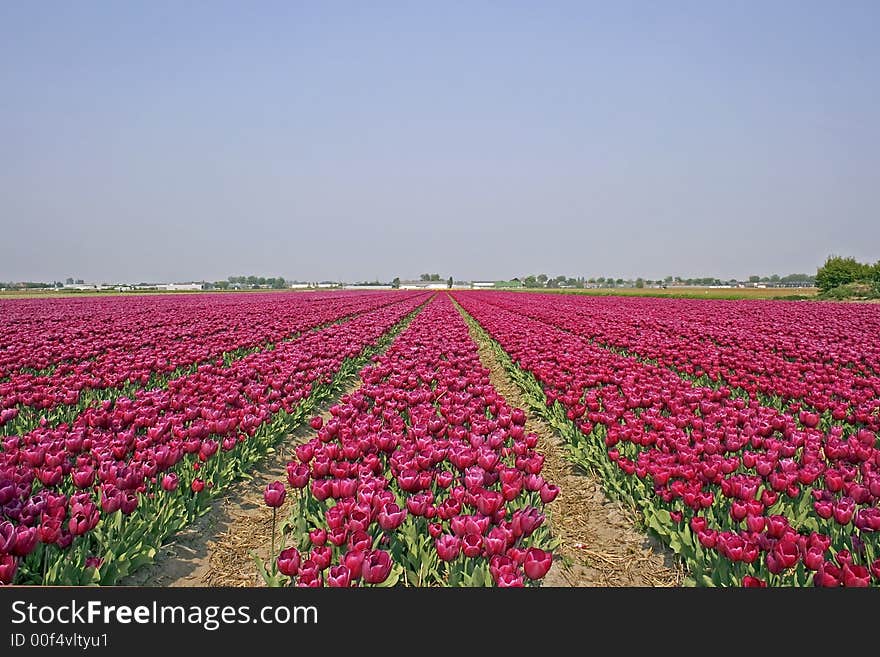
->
363 549 393 584
277 547 301 577
263 481 286 508
286 463 310 489
523 547 553 580
0 555 17 584
161 472 179 491
327 564 352 587
435 534 461 562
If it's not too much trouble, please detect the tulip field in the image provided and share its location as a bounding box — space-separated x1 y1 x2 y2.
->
0 291 430 584
262 294 557 587
452 291 880 587
1 289 879 586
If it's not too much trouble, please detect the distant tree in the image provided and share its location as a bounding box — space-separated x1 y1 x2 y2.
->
429 273 440 281
635 278 645 288
596 277 606 284
272 277 286 289
536 274 548 285
447 276 453 289
65 277 74 285
769 274 780 283
587 278 596 284
523 275 539 288
215 281 230 290
664 276 673 284
391 277 401 289
566 277 579 287
615 278 624 285
873 261 880 283
748 275 760 283
816 255 873 291
780 273 814 283
420 274 430 281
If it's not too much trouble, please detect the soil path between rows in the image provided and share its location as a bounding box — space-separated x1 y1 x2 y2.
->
463 312 684 587
122 389 356 587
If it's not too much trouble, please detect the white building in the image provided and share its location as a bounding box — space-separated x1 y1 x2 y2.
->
399 282 449 290
342 284 394 290
157 283 203 291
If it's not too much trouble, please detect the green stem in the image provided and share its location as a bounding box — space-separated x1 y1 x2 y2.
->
271 507 277 575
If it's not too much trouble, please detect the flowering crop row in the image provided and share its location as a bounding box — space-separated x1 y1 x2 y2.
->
469 292 880 432
262 294 558 587
1 292 411 433
0 293 429 585
453 292 880 587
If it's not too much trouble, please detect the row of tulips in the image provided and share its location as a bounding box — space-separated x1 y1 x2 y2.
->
467 292 880 433
453 292 880 586
1 292 412 434
1 291 395 376
260 294 558 587
0 293 430 585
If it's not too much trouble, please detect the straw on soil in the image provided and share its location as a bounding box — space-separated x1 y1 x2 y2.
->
465 316 684 587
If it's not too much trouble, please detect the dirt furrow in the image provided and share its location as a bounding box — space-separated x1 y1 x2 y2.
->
463 310 684 587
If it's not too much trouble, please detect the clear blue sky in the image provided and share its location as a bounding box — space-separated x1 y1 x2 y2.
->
1 1 877 283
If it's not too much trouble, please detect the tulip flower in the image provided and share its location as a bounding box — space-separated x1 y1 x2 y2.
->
343 550 367 579
327 564 352 587
741 576 767 588
11 526 38 556
277 547 301 577
842 563 870 587
523 547 553 580
257 479 285 507
85 556 103 570
309 528 327 547
0 555 17 585
539 483 560 504
377 503 406 531
435 535 461 562
310 546 332 571
362 549 392 584
286 463 310 489
157 472 178 492
0 521 14 554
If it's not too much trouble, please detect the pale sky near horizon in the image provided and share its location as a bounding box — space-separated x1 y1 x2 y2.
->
1 1 878 284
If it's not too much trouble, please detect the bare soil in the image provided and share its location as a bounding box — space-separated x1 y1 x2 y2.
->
465 319 684 587
122 395 353 587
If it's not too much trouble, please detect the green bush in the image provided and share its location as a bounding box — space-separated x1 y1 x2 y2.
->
815 255 873 292
818 281 880 300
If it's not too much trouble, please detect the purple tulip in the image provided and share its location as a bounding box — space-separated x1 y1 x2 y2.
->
263 481 287 508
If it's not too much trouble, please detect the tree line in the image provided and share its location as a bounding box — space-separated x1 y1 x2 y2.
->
517 272 816 289
213 276 289 289
815 256 880 293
